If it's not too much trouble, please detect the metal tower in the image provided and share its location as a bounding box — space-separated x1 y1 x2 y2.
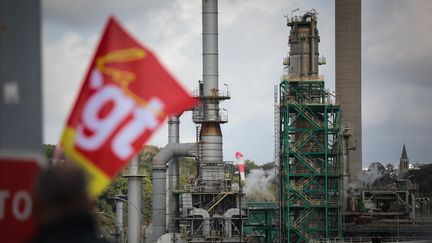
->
279 10 343 242
177 1 246 242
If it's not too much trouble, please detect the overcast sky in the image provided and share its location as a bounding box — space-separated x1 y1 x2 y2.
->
42 0 432 167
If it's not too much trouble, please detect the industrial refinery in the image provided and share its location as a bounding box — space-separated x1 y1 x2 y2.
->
1 0 432 243
140 1 432 242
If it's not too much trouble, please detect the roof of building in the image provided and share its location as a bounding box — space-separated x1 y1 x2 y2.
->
401 144 409 160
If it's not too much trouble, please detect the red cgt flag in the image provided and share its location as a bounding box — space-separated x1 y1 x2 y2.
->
61 17 197 197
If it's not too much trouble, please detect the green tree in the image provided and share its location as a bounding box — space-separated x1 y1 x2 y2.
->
43 144 56 160
244 159 259 175
261 161 276 171
94 145 161 233
179 157 197 189
369 161 386 174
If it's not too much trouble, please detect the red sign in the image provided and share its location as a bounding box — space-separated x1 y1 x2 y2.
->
0 152 44 243
61 16 198 197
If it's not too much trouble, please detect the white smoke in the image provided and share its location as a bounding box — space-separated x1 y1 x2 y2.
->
244 169 276 202
358 163 383 185
363 201 377 212
347 183 360 196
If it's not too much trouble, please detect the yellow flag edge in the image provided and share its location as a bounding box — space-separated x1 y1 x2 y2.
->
61 127 111 198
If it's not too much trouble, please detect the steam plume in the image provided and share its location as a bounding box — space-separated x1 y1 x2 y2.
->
244 169 276 202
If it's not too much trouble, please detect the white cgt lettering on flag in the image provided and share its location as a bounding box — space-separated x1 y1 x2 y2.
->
76 69 164 159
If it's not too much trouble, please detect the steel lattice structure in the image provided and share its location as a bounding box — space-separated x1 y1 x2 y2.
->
279 78 343 242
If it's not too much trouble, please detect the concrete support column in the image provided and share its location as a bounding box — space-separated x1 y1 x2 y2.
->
0 0 42 152
335 0 362 182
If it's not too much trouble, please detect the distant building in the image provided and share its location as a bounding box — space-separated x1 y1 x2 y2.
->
410 162 425 170
399 144 409 175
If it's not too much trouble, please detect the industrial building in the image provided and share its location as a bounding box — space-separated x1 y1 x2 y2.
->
148 1 245 242
1 0 431 242
278 9 343 242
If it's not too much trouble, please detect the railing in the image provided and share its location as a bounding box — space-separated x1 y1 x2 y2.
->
290 186 323 206
281 74 325 82
294 153 321 174
292 224 313 242
293 175 316 190
294 105 322 128
291 130 314 152
203 188 232 212
192 108 228 123
192 88 231 100
292 208 314 227
312 236 432 243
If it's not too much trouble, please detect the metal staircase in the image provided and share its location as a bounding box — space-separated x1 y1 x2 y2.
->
293 175 316 190
203 188 233 212
291 130 314 152
293 153 320 174
294 105 322 128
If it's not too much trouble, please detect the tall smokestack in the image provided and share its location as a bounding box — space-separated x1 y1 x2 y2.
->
335 0 362 182
194 0 228 189
202 0 219 119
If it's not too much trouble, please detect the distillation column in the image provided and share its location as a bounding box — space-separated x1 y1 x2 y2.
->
279 10 343 242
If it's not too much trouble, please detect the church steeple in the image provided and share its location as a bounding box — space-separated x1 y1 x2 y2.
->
401 144 408 160
399 144 409 176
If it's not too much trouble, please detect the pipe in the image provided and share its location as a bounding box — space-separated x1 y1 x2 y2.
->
223 208 245 239
310 14 316 75
202 0 219 121
128 157 142 243
115 200 124 243
167 115 180 233
200 0 224 188
152 143 196 243
412 193 416 221
191 208 210 237
300 35 304 77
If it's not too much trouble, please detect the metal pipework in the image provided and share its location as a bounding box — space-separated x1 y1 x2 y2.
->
152 143 196 243
191 208 210 237
167 115 180 232
127 157 142 243
224 208 241 239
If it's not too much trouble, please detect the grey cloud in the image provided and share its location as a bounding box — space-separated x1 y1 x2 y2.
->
42 0 431 166
362 0 432 165
42 0 172 28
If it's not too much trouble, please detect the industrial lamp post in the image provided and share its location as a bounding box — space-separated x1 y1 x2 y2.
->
96 211 124 243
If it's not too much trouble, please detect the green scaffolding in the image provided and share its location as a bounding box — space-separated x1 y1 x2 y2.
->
244 202 279 243
279 78 343 242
